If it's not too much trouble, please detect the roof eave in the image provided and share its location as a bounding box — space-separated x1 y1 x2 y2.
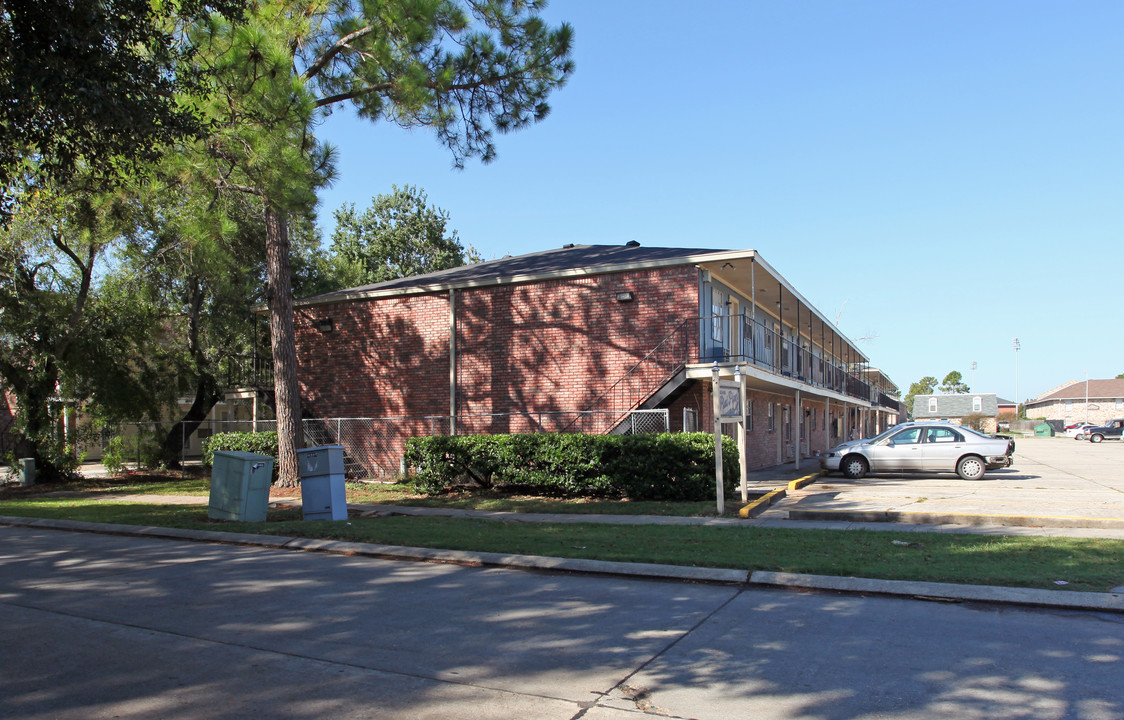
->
290 249 761 310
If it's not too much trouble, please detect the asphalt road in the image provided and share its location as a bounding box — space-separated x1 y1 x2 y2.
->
3 525 1123 720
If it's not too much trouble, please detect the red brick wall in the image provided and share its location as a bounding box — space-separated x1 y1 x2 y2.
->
455 267 697 433
664 383 832 472
293 266 700 474
297 266 698 419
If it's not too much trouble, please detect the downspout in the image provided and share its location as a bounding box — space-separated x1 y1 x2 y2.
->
449 289 457 435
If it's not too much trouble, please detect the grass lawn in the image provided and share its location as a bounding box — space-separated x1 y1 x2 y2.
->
2 472 1122 594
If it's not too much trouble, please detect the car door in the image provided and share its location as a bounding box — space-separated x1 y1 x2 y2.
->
921 426 965 472
867 426 924 472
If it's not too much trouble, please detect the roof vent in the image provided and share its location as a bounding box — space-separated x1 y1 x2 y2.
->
562 243 575 249
625 240 640 247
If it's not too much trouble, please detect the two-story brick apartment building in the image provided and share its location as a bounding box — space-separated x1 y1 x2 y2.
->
291 243 901 478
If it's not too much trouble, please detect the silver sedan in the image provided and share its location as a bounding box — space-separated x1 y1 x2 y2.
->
820 422 1014 480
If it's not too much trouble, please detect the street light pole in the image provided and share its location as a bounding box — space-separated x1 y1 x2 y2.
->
1012 338 1020 419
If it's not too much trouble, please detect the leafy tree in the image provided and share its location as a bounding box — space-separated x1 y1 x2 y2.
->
903 376 937 418
120 185 280 465
1116 372 1124 379
0 0 245 220
187 0 573 485
940 371 970 394
0 186 160 480
322 185 480 292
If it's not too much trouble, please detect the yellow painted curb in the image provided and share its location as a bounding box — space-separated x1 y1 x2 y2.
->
787 472 824 491
739 487 787 518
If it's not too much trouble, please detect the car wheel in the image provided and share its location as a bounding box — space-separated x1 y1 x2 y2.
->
1091 434 1104 443
956 455 986 481
841 455 868 480
1074 434 1084 441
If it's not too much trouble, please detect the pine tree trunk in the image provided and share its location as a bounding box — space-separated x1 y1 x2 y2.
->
264 201 303 486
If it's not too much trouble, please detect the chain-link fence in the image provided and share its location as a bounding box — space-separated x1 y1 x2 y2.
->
79 409 671 480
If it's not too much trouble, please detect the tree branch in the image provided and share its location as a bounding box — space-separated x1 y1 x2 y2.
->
302 25 377 82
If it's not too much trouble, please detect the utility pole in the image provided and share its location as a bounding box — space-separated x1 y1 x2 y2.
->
1012 338 1020 419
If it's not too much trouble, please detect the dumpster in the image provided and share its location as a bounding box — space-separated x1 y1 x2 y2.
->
297 445 347 521
1034 423 1055 437
208 451 275 522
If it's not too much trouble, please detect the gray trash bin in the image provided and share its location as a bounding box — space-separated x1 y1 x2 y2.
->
297 445 347 521
208 451 275 522
19 458 35 487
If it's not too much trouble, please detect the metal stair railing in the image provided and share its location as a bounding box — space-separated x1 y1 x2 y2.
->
563 319 695 433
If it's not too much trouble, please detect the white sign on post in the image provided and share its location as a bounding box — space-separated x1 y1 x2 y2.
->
712 370 748 516
717 380 743 423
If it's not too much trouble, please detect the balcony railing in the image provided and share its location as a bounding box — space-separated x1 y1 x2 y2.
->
577 314 882 429
696 314 872 401
221 354 274 389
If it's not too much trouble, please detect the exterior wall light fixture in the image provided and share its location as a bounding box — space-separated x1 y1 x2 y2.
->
615 291 635 302
316 318 334 333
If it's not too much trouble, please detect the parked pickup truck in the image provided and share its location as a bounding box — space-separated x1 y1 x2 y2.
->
1085 419 1124 443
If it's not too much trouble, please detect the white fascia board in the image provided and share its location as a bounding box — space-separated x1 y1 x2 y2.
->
686 363 872 407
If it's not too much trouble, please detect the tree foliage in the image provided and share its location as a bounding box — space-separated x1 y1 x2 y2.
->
903 376 937 418
940 371 970 394
0 0 246 219
186 0 573 485
0 185 160 479
322 185 480 292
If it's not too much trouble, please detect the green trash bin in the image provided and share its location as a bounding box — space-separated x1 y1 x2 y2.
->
1034 423 1054 437
208 451 275 522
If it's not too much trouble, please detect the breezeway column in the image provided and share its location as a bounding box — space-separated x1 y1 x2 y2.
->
825 396 831 451
794 390 801 471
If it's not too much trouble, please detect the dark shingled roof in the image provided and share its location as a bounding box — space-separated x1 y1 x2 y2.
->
296 243 730 306
913 393 1000 418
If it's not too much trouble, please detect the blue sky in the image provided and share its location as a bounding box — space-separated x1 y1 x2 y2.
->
312 1 1123 405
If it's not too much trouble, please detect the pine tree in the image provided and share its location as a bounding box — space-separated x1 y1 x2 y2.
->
187 0 573 484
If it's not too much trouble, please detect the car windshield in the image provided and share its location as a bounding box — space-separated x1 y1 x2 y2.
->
960 426 993 439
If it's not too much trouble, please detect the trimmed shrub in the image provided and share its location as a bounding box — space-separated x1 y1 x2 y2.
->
402 432 739 501
202 431 279 469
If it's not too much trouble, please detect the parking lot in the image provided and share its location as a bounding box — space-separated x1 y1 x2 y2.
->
763 436 1124 534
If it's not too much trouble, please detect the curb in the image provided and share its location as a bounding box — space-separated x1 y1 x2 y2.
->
738 471 822 518
787 471 824 491
739 488 786 518
751 571 1124 613
787 509 1124 530
2 514 1121 613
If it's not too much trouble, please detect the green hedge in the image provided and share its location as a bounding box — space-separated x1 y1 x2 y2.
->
201 431 279 470
402 432 740 501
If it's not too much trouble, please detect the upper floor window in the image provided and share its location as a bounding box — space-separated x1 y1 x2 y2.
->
972 396 982 413
711 290 725 341
928 397 937 413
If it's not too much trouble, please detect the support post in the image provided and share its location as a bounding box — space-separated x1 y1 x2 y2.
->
737 366 748 504
794 390 802 470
